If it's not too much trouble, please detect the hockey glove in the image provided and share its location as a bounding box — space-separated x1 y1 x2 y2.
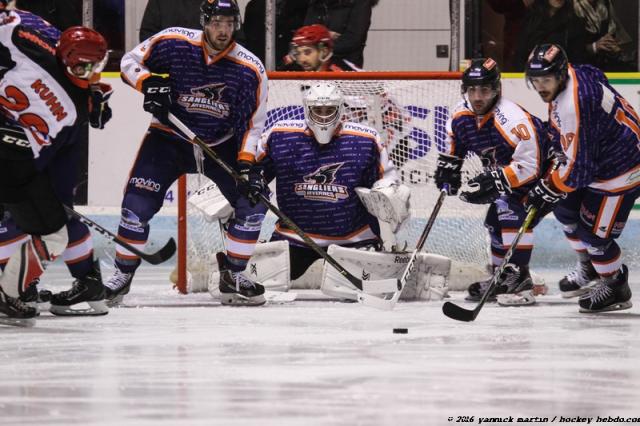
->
524 179 566 218
434 153 463 195
89 83 113 129
237 161 266 207
141 76 171 123
460 169 511 204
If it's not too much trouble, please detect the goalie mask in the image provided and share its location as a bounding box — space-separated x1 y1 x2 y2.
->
303 83 344 145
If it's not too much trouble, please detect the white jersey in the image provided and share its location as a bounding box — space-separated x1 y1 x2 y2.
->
0 12 87 158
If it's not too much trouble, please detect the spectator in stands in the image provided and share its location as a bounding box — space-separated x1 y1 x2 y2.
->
573 0 635 71
242 0 309 66
15 0 81 30
487 0 535 71
514 0 589 70
279 24 359 71
139 0 201 42
303 0 379 68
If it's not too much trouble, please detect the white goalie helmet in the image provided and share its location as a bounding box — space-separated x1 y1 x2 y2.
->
303 83 344 145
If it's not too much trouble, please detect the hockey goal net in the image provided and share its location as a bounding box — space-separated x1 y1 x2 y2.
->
174 71 489 294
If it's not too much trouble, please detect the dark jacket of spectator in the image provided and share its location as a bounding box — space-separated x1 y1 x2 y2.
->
139 0 202 42
514 0 589 71
15 0 81 30
487 0 532 71
304 0 378 68
243 0 309 66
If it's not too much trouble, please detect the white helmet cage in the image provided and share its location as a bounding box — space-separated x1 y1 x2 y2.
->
302 83 345 145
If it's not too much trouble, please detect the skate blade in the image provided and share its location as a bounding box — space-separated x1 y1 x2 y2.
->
265 291 297 304
0 316 36 328
220 293 266 307
49 300 109 316
106 295 125 308
561 287 593 299
497 290 536 307
579 300 633 313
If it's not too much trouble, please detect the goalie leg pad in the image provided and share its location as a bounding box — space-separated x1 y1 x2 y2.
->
320 245 451 302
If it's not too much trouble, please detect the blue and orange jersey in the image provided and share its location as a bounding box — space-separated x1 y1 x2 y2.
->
257 120 399 247
548 64 640 194
445 97 552 191
13 8 61 43
120 27 268 163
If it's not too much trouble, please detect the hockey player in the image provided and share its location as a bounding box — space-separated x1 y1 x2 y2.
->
524 44 639 313
0 8 112 314
256 83 409 287
112 0 269 306
434 58 554 305
281 24 360 72
0 20 112 326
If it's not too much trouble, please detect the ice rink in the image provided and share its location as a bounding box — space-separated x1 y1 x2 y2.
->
1 264 639 426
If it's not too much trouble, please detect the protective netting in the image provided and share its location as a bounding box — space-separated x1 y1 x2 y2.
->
179 77 490 292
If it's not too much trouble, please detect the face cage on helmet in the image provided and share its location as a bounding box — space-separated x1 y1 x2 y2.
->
305 102 343 144
308 105 340 125
68 51 109 79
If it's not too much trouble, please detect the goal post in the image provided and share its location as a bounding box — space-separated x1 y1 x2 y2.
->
175 71 490 294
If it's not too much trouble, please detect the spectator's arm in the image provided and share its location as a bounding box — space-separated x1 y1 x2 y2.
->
139 0 161 42
332 1 374 57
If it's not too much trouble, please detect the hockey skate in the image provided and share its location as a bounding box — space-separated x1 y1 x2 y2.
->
559 260 598 298
105 269 134 307
50 262 109 316
0 287 37 327
495 264 535 306
219 269 266 306
579 265 632 313
19 278 52 315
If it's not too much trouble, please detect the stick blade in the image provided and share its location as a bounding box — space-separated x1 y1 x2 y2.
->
143 238 177 265
442 301 477 322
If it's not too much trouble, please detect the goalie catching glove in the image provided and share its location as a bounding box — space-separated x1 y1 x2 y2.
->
460 169 511 204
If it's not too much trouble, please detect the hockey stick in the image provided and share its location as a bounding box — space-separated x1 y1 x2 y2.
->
359 187 448 310
442 206 537 322
63 205 176 265
168 113 399 297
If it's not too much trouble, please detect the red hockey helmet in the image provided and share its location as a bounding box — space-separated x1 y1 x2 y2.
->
291 24 333 50
56 26 108 79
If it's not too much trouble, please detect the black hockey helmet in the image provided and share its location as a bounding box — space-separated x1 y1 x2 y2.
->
200 0 241 31
461 58 501 93
525 44 568 80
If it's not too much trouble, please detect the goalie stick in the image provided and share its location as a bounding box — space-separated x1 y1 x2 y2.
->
360 187 448 310
441 206 538 322
63 205 176 265
167 113 399 301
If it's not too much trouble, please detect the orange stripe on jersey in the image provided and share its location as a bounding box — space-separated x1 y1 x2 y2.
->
0 234 29 247
66 234 91 249
494 120 517 148
340 129 377 140
452 110 474 120
557 66 581 188
275 224 372 241
503 166 519 187
606 196 624 239
226 234 258 244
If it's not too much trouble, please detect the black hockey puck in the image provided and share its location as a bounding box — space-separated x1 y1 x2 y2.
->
393 328 408 334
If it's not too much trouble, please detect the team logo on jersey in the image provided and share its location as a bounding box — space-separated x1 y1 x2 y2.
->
294 163 348 202
177 83 230 119
479 147 498 168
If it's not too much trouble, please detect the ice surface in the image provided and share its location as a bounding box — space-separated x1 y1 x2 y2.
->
1 265 639 426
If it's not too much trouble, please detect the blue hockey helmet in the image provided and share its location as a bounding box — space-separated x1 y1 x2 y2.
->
200 0 241 31
525 44 568 80
461 58 501 93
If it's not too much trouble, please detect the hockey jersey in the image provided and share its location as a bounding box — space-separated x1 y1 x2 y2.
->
120 27 268 163
548 64 640 194
0 12 88 159
12 9 60 43
445 97 551 192
257 120 399 247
